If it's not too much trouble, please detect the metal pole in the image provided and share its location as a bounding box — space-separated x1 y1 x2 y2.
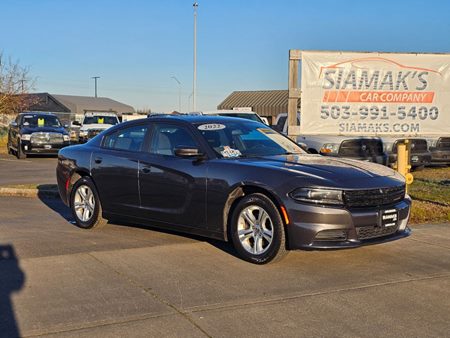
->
193 2 198 111
171 76 182 112
92 76 100 98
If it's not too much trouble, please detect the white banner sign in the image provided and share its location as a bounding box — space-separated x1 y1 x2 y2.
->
300 51 450 136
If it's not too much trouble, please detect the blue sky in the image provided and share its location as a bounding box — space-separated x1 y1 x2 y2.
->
1 0 449 112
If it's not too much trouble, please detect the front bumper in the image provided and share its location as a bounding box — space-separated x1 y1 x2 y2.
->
285 198 411 250
429 149 450 164
388 152 432 167
21 140 70 154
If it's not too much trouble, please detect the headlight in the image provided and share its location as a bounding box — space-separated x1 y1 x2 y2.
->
320 143 339 154
79 130 88 137
290 188 344 205
427 138 439 148
20 134 31 141
383 142 394 152
63 135 70 141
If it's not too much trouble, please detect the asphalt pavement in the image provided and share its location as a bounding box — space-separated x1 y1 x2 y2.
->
0 196 449 337
0 154 57 186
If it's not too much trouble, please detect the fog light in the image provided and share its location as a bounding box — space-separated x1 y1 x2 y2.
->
315 230 347 241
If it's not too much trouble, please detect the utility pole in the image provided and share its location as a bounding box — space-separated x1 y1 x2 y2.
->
91 76 100 98
193 2 198 111
171 76 182 112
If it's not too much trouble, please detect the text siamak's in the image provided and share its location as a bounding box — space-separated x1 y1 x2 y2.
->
322 70 429 91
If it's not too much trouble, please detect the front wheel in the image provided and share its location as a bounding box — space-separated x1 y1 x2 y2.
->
230 193 287 264
16 141 26 159
71 177 107 229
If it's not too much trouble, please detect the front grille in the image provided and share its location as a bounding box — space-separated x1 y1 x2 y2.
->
356 224 398 240
31 132 63 144
338 139 384 157
437 137 450 150
344 185 405 208
393 139 428 153
87 129 103 138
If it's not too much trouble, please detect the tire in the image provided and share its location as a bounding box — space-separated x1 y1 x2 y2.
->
16 141 26 159
70 176 107 229
230 193 287 264
7 139 12 155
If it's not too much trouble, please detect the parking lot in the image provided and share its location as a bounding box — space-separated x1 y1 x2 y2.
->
1 180 449 337
0 154 56 186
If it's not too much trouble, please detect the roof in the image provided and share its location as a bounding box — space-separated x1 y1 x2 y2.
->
217 90 300 117
52 94 135 116
19 93 71 113
147 114 261 124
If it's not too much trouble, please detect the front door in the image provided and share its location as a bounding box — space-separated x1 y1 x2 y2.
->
138 122 207 229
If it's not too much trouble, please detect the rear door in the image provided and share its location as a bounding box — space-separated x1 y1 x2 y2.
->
138 122 208 229
91 123 149 216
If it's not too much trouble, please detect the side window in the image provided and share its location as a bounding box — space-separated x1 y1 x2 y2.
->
103 125 148 152
150 123 198 156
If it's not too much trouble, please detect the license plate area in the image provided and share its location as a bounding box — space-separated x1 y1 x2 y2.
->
381 209 398 227
44 145 52 149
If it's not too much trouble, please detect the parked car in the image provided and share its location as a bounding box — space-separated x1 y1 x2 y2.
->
201 110 269 125
57 116 410 264
382 137 432 170
7 112 70 159
426 137 450 165
78 112 120 143
274 113 387 164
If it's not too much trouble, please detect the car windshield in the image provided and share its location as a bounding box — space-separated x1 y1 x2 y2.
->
22 114 61 128
217 113 263 123
83 116 118 125
196 121 305 158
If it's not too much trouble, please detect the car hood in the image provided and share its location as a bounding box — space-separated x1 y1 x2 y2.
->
80 124 114 132
239 154 403 185
20 126 67 134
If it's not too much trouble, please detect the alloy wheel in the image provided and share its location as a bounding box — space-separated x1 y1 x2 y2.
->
237 205 274 255
74 185 95 222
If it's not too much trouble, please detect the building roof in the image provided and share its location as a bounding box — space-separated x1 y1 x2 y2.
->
217 90 300 117
52 94 135 116
20 93 71 113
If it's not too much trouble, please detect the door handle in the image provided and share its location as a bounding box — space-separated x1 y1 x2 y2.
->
94 157 102 164
141 167 151 174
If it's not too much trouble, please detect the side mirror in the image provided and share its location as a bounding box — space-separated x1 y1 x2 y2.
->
9 121 18 128
63 124 69 129
174 147 204 158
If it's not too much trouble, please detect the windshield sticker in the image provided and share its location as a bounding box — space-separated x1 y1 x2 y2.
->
198 123 226 131
37 118 45 127
220 146 242 158
98 117 104 124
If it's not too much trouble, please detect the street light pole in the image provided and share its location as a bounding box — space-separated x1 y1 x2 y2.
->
91 76 100 98
193 2 198 111
171 76 182 112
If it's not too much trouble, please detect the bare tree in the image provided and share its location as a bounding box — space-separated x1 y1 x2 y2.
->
0 52 36 115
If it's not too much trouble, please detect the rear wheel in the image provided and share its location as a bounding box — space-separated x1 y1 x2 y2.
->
71 177 107 229
230 193 287 264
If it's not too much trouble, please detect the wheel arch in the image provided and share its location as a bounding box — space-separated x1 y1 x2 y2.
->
222 183 288 242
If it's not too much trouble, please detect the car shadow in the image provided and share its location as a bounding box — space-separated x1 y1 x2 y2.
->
0 245 25 338
36 193 241 259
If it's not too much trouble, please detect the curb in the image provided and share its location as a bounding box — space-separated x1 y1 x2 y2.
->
0 187 60 198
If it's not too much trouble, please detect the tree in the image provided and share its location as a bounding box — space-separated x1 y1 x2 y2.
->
0 52 36 115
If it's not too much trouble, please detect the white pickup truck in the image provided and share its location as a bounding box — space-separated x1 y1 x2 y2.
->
76 112 120 143
273 112 387 164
